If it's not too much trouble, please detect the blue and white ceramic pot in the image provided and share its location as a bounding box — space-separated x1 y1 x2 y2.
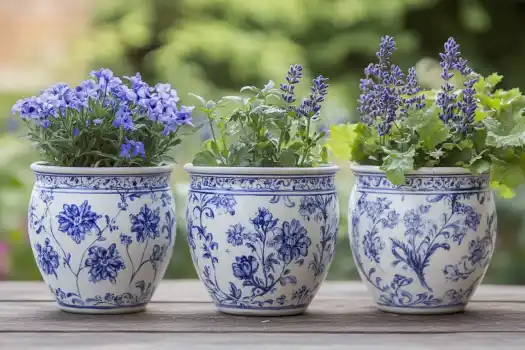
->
184 164 340 316
348 165 497 315
28 162 176 314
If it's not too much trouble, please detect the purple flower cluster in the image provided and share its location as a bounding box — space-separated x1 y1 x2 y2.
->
358 36 424 136
279 64 329 118
11 68 194 160
297 75 329 119
120 138 146 159
280 64 303 104
436 38 479 134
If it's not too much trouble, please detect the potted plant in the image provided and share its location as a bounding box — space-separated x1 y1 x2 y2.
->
184 65 340 316
12 69 194 314
326 36 525 314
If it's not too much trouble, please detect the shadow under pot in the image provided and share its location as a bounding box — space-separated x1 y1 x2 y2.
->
348 164 497 315
184 164 340 316
28 162 177 314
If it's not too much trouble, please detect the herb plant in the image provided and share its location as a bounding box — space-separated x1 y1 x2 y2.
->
190 64 330 167
11 69 194 167
327 36 525 197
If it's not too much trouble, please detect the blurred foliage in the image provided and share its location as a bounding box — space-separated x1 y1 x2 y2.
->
4 0 525 283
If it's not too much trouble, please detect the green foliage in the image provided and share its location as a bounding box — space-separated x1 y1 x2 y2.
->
191 75 329 167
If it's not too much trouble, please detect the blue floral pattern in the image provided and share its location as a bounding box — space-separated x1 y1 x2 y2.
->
34 238 60 278
186 171 339 314
130 204 161 242
85 244 125 284
349 172 496 313
57 201 102 244
28 171 176 312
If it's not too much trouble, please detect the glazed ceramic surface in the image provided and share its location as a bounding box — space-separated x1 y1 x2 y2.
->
28 162 176 314
348 165 496 314
184 164 340 316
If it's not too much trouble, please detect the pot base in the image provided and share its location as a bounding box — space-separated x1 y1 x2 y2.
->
57 302 147 315
377 304 466 315
217 305 307 317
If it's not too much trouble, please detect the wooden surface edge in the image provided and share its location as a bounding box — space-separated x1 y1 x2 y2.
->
1 280 525 302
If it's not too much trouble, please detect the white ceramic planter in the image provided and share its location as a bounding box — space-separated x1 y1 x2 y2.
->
348 165 497 314
184 164 340 316
28 162 176 314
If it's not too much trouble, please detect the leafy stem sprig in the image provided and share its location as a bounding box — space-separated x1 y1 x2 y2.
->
190 64 330 168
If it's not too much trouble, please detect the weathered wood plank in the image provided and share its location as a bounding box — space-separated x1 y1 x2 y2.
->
1 333 524 350
1 281 525 302
1 300 525 333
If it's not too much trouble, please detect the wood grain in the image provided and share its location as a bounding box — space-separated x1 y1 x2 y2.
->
1 333 524 350
1 299 525 333
1 281 525 302
1 281 525 348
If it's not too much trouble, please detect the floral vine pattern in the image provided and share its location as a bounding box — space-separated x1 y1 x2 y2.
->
186 174 339 312
28 173 176 311
349 174 496 311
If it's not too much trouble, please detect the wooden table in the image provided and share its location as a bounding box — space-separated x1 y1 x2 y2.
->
1 281 524 349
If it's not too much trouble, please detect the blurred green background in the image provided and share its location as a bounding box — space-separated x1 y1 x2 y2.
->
2 0 525 283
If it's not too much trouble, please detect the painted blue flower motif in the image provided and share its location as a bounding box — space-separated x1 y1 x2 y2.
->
209 194 237 215
150 244 165 266
251 207 279 233
273 219 311 264
468 238 486 265
130 204 161 243
298 196 328 222
57 200 101 244
403 208 425 237
85 243 125 284
39 190 54 204
363 228 384 264
364 197 393 222
232 255 259 281
383 210 400 229
292 285 313 304
227 224 245 246
453 202 481 231
34 238 60 278
299 196 318 217
120 234 132 246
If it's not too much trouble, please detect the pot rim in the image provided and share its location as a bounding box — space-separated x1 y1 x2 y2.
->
184 163 340 175
30 161 173 175
349 163 486 176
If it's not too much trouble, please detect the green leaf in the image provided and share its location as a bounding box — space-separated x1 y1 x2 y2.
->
220 96 245 105
381 146 416 185
487 73 503 87
320 146 328 164
193 151 218 166
428 149 444 159
188 93 206 106
469 158 491 175
475 108 491 122
240 85 258 93
490 181 515 199
489 157 525 198
478 94 502 112
415 114 449 150
487 123 525 147
278 149 298 167
325 123 364 161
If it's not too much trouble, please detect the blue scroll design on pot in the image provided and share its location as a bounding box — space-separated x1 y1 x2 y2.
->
186 175 338 311
350 188 494 309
